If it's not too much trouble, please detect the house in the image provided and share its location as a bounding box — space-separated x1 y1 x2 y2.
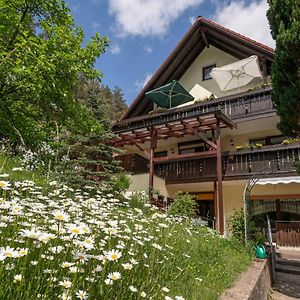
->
112 17 300 242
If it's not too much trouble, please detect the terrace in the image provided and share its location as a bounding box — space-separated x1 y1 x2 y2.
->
113 87 273 136
116 143 300 184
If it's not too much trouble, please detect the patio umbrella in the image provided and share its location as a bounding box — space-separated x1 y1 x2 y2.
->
145 80 194 109
210 55 263 92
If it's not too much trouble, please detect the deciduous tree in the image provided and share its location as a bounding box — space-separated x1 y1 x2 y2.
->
0 0 109 147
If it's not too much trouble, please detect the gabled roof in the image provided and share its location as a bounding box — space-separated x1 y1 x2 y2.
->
121 16 274 120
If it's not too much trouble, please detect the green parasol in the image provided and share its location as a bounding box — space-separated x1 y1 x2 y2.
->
145 80 194 109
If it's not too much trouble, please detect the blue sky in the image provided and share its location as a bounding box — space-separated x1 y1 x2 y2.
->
66 0 274 105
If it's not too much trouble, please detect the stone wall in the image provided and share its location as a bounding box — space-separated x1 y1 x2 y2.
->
220 259 271 300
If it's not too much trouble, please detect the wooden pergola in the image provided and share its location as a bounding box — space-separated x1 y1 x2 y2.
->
113 110 236 234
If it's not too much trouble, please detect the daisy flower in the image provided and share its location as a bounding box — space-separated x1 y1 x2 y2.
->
106 249 122 261
59 280 72 289
122 263 133 270
53 210 70 222
107 272 121 281
129 285 138 293
76 290 88 300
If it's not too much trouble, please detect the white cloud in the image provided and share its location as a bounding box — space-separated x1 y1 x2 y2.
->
135 73 153 91
110 44 121 54
108 0 204 37
213 0 275 48
92 22 100 29
144 46 153 53
188 16 196 25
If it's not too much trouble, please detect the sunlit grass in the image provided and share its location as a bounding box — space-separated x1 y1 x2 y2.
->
0 157 253 300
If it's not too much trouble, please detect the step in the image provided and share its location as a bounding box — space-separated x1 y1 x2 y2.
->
275 264 300 275
276 257 300 268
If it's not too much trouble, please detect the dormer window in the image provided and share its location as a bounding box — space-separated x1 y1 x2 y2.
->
202 64 216 81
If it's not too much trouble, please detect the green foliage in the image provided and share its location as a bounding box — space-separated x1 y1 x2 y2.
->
267 0 300 136
53 132 122 189
228 209 266 245
128 191 149 211
75 77 127 125
0 0 109 147
167 192 197 218
111 172 131 194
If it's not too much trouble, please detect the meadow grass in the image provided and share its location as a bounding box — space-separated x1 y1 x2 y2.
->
0 157 253 300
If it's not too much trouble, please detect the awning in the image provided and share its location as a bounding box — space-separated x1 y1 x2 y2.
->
256 176 300 185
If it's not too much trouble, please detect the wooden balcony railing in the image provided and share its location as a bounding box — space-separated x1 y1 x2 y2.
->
117 143 300 183
116 153 149 174
155 143 300 184
113 87 274 133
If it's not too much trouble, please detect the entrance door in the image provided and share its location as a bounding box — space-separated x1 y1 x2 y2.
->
192 192 215 228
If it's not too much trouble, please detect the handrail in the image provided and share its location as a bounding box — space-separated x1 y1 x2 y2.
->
113 87 273 133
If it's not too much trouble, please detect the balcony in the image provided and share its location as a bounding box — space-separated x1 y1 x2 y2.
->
117 143 300 184
113 87 274 133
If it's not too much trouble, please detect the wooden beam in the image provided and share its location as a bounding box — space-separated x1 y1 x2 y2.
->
149 129 157 199
250 194 300 200
215 117 224 234
132 140 150 160
154 150 217 163
200 27 209 48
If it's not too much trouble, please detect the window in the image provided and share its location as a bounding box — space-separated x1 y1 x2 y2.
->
202 64 216 81
178 140 211 154
250 135 285 146
154 151 167 158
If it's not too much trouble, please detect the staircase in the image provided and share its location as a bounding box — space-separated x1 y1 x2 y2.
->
272 248 300 299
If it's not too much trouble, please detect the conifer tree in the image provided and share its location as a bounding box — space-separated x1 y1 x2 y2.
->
267 0 300 136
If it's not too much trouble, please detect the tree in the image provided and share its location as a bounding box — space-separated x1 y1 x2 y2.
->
267 0 300 137
0 0 109 148
74 77 127 124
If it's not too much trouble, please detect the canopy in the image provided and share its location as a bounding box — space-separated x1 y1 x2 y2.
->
210 55 262 91
256 176 300 185
145 80 194 109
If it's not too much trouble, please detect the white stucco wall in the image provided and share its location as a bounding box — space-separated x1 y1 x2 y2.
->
179 46 264 98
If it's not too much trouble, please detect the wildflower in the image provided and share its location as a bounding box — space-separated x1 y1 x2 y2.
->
106 249 122 261
108 272 121 281
152 243 163 251
61 291 72 300
13 274 22 283
18 248 28 257
175 296 185 300
129 285 138 292
122 263 133 270
67 224 84 236
69 266 78 273
19 228 41 240
94 265 102 272
141 291 147 298
76 290 88 300
59 280 72 289
12 167 23 172
165 297 173 300
104 278 113 285
0 181 10 190
53 210 70 222
0 246 18 258
62 262 75 268
162 287 170 292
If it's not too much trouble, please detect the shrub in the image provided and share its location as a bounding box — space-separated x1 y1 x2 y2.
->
167 192 197 218
228 209 264 244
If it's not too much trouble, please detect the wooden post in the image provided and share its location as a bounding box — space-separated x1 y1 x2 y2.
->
149 128 157 200
215 116 224 234
275 199 281 221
